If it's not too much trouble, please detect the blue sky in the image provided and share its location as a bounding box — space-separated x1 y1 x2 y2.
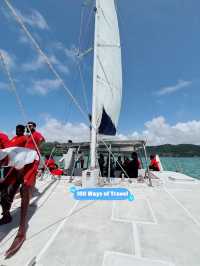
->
0 0 200 144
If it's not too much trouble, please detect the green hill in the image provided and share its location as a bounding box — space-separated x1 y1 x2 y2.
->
146 144 200 157
41 142 200 157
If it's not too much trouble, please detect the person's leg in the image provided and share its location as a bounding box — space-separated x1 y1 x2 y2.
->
18 184 30 235
81 160 84 169
5 161 38 258
0 183 12 225
133 169 139 178
0 170 20 225
22 160 39 200
5 184 30 258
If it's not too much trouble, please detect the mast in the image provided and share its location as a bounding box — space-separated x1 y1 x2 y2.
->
90 0 99 169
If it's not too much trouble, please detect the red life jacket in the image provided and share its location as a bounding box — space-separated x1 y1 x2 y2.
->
51 169 63 176
25 131 45 151
45 159 56 170
6 135 27 148
150 159 160 171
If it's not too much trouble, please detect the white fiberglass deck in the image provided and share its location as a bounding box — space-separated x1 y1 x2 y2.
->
0 172 200 266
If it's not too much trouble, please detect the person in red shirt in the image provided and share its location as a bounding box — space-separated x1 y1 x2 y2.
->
6 125 27 148
0 125 27 221
0 131 9 149
0 125 27 229
51 167 64 176
43 155 63 176
149 154 160 171
25 121 45 152
0 151 39 258
0 122 45 258
44 154 56 172
36 154 63 179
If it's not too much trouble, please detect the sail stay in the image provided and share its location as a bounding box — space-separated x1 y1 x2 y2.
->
93 0 122 136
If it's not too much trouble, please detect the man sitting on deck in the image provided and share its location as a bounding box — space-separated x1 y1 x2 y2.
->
44 154 56 172
149 154 160 171
43 154 63 176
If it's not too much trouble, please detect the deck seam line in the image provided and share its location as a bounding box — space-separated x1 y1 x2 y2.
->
145 198 158 225
0 180 60 252
129 188 158 224
34 200 79 265
102 250 175 266
164 187 200 228
132 222 141 257
111 201 135 255
10 180 58 212
111 194 157 225
111 201 115 220
112 217 157 225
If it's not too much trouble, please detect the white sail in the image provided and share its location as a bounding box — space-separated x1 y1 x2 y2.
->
93 0 122 135
90 0 122 168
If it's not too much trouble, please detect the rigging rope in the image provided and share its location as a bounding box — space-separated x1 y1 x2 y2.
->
77 60 90 115
2 0 137 182
78 5 85 55
3 0 93 170
82 3 95 50
0 52 51 175
76 3 95 114
0 53 26 126
3 0 89 123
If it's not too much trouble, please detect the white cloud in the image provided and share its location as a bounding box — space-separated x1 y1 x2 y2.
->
52 42 65 50
38 117 89 143
0 48 15 69
64 46 78 62
18 29 43 46
29 79 62 95
124 116 200 145
37 116 200 146
17 9 48 30
22 55 44 71
22 54 69 74
2 6 48 30
22 9 48 30
53 43 78 63
55 62 69 75
18 34 29 44
51 43 79 65
156 80 192 96
0 81 9 90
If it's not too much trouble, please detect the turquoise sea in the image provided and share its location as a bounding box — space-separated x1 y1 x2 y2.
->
55 156 200 180
160 157 200 180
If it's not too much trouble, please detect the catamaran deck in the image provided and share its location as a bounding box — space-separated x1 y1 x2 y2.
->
0 172 200 266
